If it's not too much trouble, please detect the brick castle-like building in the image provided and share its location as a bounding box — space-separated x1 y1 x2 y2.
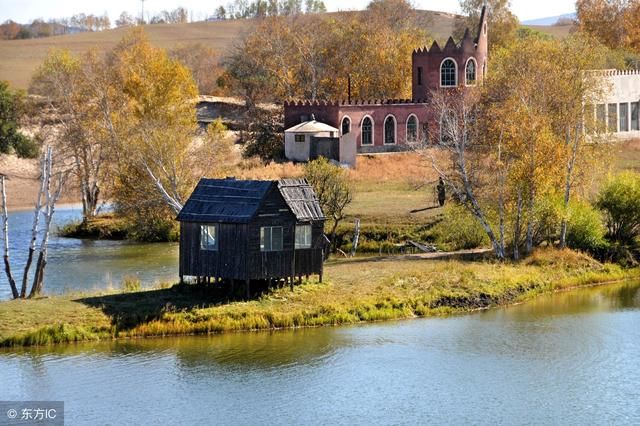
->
284 7 488 159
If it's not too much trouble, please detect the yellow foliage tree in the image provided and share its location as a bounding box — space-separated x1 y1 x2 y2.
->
32 29 232 241
483 34 607 254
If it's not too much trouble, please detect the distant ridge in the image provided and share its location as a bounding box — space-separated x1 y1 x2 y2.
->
522 12 575 26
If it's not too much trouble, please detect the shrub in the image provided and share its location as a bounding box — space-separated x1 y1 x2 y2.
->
596 172 640 244
532 194 563 246
0 80 37 157
566 200 608 253
243 111 284 162
122 276 142 293
431 204 489 251
12 134 39 158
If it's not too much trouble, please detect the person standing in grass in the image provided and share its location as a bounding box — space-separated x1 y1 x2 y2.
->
437 177 446 207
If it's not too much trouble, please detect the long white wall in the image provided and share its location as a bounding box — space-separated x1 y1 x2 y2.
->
594 70 640 139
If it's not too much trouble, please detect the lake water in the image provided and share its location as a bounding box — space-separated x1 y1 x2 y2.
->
0 206 178 301
1 281 639 425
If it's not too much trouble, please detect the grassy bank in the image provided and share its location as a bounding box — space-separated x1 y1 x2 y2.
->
1 249 639 347
59 215 129 240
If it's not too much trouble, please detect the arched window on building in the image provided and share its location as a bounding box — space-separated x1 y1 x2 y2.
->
406 115 418 142
440 58 457 87
384 115 396 144
341 116 351 135
465 58 477 86
361 116 373 145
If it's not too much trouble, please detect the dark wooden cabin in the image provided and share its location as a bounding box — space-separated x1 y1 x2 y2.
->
176 178 326 293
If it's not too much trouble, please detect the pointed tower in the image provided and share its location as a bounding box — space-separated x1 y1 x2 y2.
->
411 5 489 100
475 5 489 83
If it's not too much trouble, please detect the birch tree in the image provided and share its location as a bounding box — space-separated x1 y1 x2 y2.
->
1 174 18 298
2 147 69 299
29 147 69 297
31 49 114 223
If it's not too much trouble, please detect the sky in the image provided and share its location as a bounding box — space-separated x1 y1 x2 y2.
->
0 0 577 24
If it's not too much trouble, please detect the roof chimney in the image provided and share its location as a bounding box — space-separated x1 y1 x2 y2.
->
311 114 316 121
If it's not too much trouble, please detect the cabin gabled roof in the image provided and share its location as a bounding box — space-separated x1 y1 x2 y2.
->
177 178 325 223
278 179 325 222
176 179 274 223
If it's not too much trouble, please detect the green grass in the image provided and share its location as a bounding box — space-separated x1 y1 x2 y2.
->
1 248 638 347
347 180 442 226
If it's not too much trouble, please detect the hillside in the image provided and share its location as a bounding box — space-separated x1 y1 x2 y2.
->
0 10 462 90
522 13 576 26
0 9 573 91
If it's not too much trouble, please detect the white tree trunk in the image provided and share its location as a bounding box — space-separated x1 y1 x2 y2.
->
21 153 48 297
1 175 19 299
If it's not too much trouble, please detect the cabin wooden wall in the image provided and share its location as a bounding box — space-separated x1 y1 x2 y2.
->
180 222 249 280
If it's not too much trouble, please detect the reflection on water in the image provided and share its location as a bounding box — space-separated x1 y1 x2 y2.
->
0 206 178 300
1 281 639 425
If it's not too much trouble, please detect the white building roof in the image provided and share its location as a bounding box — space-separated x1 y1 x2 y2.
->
285 120 339 134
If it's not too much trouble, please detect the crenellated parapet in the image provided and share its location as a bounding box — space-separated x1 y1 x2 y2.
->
586 69 640 77
285 98 427 107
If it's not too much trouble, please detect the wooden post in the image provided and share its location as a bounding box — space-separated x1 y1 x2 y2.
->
245 279 250 299
319 249 324 283
350 218 360 257
180 275 184 285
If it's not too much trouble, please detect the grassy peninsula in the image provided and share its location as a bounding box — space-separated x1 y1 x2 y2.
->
1 249 638 347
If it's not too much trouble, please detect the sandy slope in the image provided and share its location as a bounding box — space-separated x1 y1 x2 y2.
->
0 155 78 210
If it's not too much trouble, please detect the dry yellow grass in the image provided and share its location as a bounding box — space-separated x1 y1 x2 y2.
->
0 20 249 90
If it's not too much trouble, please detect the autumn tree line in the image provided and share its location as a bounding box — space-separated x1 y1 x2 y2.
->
221 0 431 107
0 0 327 41
0 14 112 40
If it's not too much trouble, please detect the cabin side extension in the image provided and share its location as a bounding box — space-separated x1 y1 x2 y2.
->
176 178 326 296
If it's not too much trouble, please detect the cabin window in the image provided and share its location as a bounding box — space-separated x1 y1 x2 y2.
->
407 115 418 142
465 59 476 86
619 103 629 132
440 58 457 87
361 116 373 145
295 224 312 249
200 225 218 251
417 66 423 85
384 116 396 144
632 102 639 131
294 134 305 142
260 226 283 252
608 103 617 132
341 117 351 135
